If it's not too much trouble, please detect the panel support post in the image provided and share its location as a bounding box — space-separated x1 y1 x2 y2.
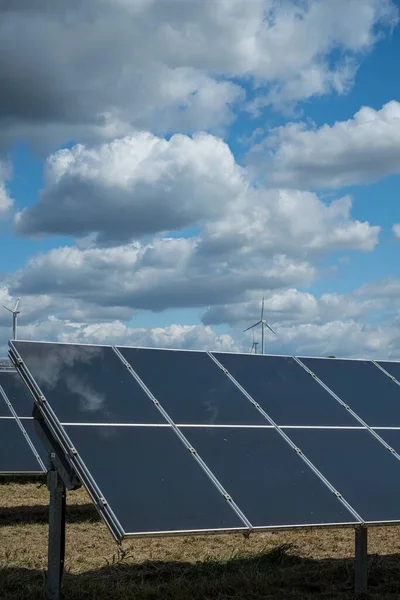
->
46 467 66 600
354 526 368 594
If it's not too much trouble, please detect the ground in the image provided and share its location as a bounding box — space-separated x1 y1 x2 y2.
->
1 479 400 599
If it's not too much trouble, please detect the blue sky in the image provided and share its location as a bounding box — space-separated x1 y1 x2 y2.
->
1 0 400 357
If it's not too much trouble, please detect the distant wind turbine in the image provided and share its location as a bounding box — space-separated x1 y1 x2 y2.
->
2 298 20 340
250 330 259 354
244 297 276 355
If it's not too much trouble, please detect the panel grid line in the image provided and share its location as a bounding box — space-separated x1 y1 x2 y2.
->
112 346 253 532
372 360 400 388
207 351 364 525
294 357 400 462
0 383 45 472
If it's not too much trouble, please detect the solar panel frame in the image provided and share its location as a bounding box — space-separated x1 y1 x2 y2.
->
15 341 400 537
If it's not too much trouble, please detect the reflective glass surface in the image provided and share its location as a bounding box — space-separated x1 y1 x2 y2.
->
13 342 165 424
0 371 35 417
373 429 400 457
118 347 266 425
302 357 400 426
180 426 357 527
288 428 400 523
212 353 356 426
0 418 44 473
65 425 245 534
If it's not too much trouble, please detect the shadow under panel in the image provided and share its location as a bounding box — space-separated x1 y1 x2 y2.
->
180 426 358 528
301 357 400 427
12 341 165 424
117 347 266 425
288 428 400 523
64 425 245 535
0 418 44 474
212 353 357 426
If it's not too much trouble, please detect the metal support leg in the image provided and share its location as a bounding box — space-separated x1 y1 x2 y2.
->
46 468 66 600
354 526 368 594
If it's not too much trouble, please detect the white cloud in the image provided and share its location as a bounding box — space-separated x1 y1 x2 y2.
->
252 101 400 189
393 224 400 239
15 132 245 243
15 133 380 253
0 163 13 217
202 288 380 327
10 241 316 311
0 0 396 148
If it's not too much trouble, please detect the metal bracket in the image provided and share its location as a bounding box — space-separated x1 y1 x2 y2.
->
33 405 81 491
354 526 368 594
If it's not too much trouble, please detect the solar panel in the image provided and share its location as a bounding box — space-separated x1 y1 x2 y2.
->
179 426 358 528
287 428 400 524
12 341 165 424
64 424 246 534
117 347 266 425
212 353 357 426
0 418 44 474
0 370 45 474
300 357 400 426
0 369 35 417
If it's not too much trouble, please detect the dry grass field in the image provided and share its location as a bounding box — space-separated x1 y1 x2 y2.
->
2 479 400 599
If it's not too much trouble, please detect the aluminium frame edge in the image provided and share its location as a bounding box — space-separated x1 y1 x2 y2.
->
8 341 125 542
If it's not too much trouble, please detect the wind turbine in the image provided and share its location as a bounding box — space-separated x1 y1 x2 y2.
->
2 298 20 340
250 330 259 354
244 297 276 355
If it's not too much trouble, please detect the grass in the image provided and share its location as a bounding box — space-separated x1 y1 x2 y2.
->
2 481 400 598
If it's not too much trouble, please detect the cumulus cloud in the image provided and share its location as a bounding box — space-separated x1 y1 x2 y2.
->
202 288 381 327
0 0 396 147
15 132 245 243
10 241 316 311
252 101 400 189
393 224 400 239
15 132 380 252
0 163 13 217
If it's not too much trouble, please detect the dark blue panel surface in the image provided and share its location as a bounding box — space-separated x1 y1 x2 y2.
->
288 428 400 523
0 371 35 417
65 425 245 534
0 418 44 474
180 426 357 527
212 353 356 426
377 361 400 386
118 347 266 425
302 357 400 426
12 342 165 424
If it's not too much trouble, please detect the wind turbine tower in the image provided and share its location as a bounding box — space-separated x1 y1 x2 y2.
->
250 330 259 354
2 298 21 340
244 297 276 355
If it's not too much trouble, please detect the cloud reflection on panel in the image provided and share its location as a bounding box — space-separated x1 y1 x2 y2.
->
11 341 165 425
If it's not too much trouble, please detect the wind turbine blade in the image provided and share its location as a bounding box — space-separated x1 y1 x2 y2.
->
14 298 20 312
262 320 276 335
2 305 12 313
243 320 262 332
261 296 264 320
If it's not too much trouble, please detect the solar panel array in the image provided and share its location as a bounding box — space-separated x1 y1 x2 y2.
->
9 340 400 540
0 367 45 474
